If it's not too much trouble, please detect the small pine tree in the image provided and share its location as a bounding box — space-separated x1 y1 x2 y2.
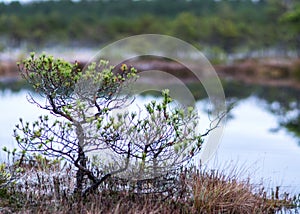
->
14 54 206 198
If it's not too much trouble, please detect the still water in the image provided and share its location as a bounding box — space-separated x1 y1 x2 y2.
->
1 82 300 194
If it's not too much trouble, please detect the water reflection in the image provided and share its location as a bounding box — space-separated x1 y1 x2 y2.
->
211 97 300 193
0 88 46 161
255 86 300 142
1 80 300 192
0 79 31 93
1 80 300 145
220 81 300 143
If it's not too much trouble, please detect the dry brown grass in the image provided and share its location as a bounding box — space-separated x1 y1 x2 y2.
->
191 169 295 213
292 59 300 81
0 163 298 214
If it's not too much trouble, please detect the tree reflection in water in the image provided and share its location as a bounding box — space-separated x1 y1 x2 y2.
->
186 80 300 144
256 86 300 143
1 79 300 144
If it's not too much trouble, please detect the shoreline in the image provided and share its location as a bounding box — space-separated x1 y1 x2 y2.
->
1 57 300 89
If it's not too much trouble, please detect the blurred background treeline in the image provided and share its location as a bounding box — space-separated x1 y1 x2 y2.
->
0 0 300 58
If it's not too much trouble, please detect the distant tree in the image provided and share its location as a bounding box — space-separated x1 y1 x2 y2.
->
0 0 296 53
14 54 217 198
280 4 300 54
172 12 200 43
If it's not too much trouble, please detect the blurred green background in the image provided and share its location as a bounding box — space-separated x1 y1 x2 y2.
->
0 0 299 58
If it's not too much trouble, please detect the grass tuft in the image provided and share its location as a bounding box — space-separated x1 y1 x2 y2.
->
0 159 298 213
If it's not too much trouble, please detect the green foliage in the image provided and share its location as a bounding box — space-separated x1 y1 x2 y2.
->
0 147 22 199
171 12 200 43
0 163 11 189
0 0 298 53
101 89 203 177
14 54 206 197
281 7 300 24
280 4 300 41
19 53 81 97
